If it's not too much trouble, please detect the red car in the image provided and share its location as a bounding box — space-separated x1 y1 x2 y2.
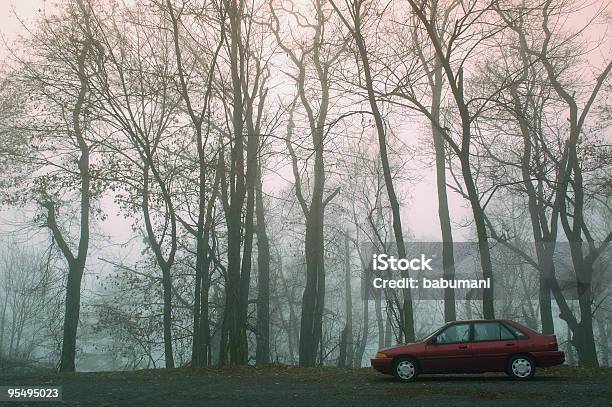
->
371 319 564 381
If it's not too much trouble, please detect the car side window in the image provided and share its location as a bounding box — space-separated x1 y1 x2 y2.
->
473 322 501 341
500 324 515 340
503 322 529 339
436 323 470 344
472 322 523 341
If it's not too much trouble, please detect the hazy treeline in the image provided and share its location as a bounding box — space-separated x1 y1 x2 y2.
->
0 0 610 372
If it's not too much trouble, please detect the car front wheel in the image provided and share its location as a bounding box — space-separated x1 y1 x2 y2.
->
393 358 419 382
507 355 535 380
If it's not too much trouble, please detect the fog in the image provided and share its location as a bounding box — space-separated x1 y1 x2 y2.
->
0 0 610 372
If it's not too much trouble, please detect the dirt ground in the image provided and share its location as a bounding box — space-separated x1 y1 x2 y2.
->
1 365 611 406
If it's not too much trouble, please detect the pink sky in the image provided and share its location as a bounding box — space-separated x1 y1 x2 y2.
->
1 0 609 243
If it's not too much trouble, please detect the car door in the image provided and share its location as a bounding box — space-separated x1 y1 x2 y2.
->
470 322 517 371
422 323 472 373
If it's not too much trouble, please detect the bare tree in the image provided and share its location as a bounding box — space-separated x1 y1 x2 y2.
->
268 0 343 366
331 0 417 342
83 1 184 368
2 0 105 372
164 0 225 367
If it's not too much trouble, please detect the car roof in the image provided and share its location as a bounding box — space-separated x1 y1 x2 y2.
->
448 319 512 324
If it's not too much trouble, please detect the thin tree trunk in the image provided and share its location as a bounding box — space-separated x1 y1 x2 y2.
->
338 330 347 368
255 158 270 365
219 298 229 365
596 317 609 366
161 265 174 369
59 263 85 372
353 296 369 367
384 312 392 348
238 176 255 362
299 202 326 366
460 154 495 319
342 232 353 367
566 323 575 365
141 166 175 369
430 64 456 323
277 256 298 364
375 289 384 349
0 291 8 355
569 244 598 367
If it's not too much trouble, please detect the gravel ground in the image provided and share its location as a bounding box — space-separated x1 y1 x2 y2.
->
1 365 611 406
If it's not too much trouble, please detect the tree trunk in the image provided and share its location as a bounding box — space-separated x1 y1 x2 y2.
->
459 152 495 320
342 232 353 367
255 159 271 365
161 266 174 368
59 263 85 372
199 250 212 366
237 175 255 362
219 298 229 365
277 256 298 364
430 63 456 323
299 202 325 366
190 161 219 368
596 317 609 366
569 244 598 367
354 254 370 366
223 0 248 366
0 291 8 356
353 296 369 367
384 312 392 347
141 166 175 368
192 227 214 367
338 329 347 368
566 322 575 365
192 252 203 366
375 289 384 350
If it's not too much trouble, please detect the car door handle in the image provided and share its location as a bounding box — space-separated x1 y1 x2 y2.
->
458 345 468 349
505 343 515 346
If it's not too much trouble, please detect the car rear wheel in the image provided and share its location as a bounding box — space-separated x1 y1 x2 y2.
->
393 358 419 382
506 355 535 380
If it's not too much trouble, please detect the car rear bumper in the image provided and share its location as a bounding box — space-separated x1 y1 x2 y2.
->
532 351 565 367
370 358 393 374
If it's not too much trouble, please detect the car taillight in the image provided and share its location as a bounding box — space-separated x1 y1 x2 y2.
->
375 352 388 359
548 337 558 351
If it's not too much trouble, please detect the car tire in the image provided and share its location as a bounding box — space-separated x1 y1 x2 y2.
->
393 358 419 382
506 355 535 380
